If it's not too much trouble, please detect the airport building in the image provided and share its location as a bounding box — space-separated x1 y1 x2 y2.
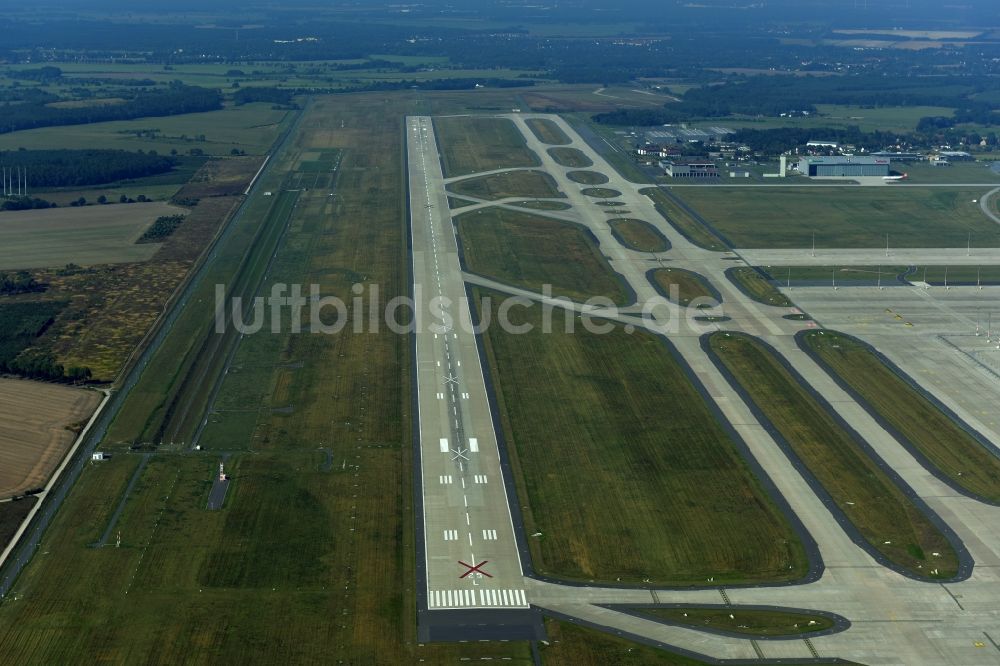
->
797 155 890 177
645 126 735 145
662 159 719 178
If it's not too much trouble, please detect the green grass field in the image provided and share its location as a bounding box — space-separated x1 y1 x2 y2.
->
457 207 630 304
708 332 959 578
478 290 809 584
803 330 1000 503
916 265 1000 285
0 103 290 156
650 268 717 306
581 187 622 198
0 90 541 664
567 170 610 185
608 218 670 252
0 203 181 270
511 200 573 211
434 115 540 177
709 104 957 134
758 265 910 286
642 188 728 252
447 169 564 200
898 162 1000 184
726 267 793 307
678 187 1000 248
548 146 593 168
525 117 572 145
540 618 708 665
639 607 835 637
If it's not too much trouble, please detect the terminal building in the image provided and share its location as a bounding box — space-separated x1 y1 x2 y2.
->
797 155 890 177
662 159 719 178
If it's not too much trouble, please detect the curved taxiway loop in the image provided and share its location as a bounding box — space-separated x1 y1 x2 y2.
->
409 112 1000 664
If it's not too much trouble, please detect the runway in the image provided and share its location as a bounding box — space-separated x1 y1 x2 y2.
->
421 112 1000 664
406 117 537 639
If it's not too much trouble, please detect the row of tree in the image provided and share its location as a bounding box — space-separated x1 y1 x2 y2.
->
0 83 222 135
0 149 177 188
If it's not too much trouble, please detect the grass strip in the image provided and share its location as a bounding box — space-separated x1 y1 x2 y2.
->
802 330 1000 503
708 331 960 579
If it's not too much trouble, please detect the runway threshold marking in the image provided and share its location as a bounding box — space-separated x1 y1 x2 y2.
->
458 560 492 578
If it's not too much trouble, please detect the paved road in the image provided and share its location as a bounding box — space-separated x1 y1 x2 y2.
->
407 118 530 624
740 247 1000 267
434 112 1000 664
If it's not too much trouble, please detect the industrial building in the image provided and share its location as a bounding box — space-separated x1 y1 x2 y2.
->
645 127 734 145
797 156 890 177
662 159 719 178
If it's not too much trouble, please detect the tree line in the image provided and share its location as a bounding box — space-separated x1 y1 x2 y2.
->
0 149 176 187
0 83 222 135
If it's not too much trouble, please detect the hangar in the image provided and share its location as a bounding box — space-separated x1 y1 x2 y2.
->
798 156 890 177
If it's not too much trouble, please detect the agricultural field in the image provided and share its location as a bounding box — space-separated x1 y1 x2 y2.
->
0 103 290 156
726 267 793 307
638 607 835 637
0 497 36 551
566 170 610 185
0 204 181 270
447 169 564 200
434 115 540 177
708 332 959 578
0 378 100 498
803 330 1000 503
677 187 1000 248
28 158 263 381
525 117 572 145
608 218 669 252
548 147 593 168
649 268 717 307
642 188 727 252
456 207 630 304
477 289 809 585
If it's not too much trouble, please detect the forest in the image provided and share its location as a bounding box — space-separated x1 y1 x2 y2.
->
0 150 177 188
0 83 222 135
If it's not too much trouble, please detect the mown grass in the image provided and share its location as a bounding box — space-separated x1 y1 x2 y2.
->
511 200 572 211
434 115 540 177
916 265 1000 285
457 207 630 305
726 267 793 307
448 196 476 209
581 187 622 198
567 170 610 185
639 607 834 637
609 218 669 252
0 91 538 664
525 117 572 145
650 268 717 307
708 332 959 579
540 618 708 665
478 290 809 585
758 265 910 286
803 330 1000 503
548 146 593 168
678 186 1000 248
447 169 564 200
642 188 728 252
